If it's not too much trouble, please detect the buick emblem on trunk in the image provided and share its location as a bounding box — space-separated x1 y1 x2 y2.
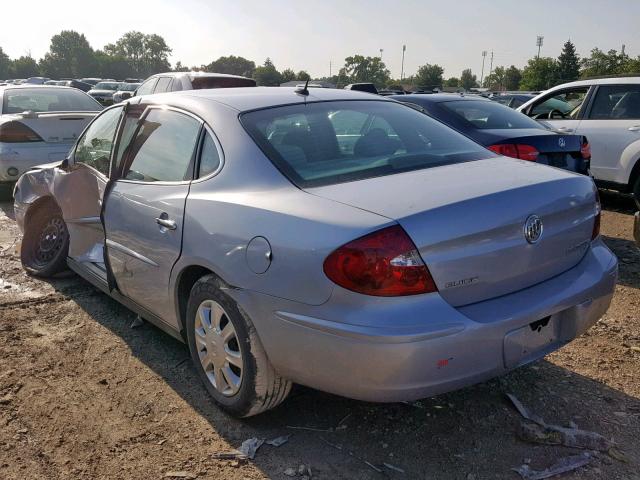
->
524 215 543 244
558 137 566 148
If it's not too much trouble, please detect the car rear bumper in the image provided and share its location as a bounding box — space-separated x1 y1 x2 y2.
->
0 143 72 182
231 238 617 402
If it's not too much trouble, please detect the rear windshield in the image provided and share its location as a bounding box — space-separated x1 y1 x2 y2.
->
94 82 121 90
241 100 493 188
191 76 256 89
441 100 542 130
120 83 140 91
2 88 102 113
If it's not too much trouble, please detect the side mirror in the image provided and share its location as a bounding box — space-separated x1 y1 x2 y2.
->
21 110 37 119
121 92 132 100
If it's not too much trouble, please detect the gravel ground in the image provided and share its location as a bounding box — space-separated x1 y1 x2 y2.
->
0 193 639 480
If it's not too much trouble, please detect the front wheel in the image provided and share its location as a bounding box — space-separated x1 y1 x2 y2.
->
186 275 291 417
21 202 69 277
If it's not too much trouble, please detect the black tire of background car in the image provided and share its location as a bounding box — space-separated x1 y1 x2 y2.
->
633 175 640 210
186 274 292 417
20 203 69 277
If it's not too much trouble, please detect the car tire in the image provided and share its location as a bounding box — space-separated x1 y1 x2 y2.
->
633 175 640 209
20 202 69 277
186 274 291 417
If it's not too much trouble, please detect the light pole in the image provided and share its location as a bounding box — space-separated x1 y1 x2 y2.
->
480 51 487 86
379 48 384 61
401 45 406 81
536 36 544 59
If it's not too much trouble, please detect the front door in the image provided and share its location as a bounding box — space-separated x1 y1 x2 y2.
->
526 86 591 135
103 106 202 321
574 84 640 183
57 105 124 274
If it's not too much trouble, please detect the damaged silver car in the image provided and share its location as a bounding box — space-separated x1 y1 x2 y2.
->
13 87 618 416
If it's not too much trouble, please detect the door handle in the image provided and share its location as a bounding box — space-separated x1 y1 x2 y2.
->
628 125 640 132
155 217 177 230
555 127 574 132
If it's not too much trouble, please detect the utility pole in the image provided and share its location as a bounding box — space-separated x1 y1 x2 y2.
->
536 36 544 59
488 51 494 79
329 61 332 78
480 50 487 86
379 48 384 61
401 45 406 81
622 44 626 56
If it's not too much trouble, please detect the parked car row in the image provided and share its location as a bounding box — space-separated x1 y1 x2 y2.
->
10 82 618 417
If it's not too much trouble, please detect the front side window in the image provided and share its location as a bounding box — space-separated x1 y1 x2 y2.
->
529 87 589 119
136 78 157 96
74 106 123 176
241 100 493 188
121 108 201 182
2 88 102 113
588 85 640 120
441 100 543 129
154 77 172 93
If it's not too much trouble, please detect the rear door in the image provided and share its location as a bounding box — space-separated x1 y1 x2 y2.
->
57 105 124 273
152 77 173 94
103 106 202 320
575 84 640 182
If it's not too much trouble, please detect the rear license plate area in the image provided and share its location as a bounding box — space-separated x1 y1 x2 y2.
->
503 316 559 368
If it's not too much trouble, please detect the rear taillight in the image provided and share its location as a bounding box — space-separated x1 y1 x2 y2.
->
323 225 438 296
592 189 601 240
581 139 591 159
0 121 43 143
488 144 539 161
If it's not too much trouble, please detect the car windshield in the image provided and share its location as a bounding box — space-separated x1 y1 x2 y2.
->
2 88 102 113
94 82 121 91
441 99 542 129
120 83 140 91
241 100 493 188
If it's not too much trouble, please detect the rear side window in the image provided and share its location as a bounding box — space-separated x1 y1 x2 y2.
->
441 100 542 129
190 76 256 89
2 88 101 113
198 132 222 177
154 77 172 93
122 108 201 182
241 100 492 188
74 106 123 176
588 85 640 120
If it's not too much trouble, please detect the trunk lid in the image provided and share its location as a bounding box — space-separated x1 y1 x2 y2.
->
13 111 96 144
308 157 597 307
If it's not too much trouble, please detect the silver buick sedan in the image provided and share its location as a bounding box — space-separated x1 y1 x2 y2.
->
13 87 618 417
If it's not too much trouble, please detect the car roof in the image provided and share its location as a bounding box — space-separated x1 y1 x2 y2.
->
0 84 82 92
549 76 640 90
141 86 392 112
149 71 252 80
394 93 491 104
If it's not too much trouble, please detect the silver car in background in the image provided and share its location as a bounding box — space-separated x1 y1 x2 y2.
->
13 87 617 416
0 85 101 187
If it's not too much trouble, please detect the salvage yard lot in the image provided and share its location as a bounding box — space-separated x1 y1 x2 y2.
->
0 194 639 480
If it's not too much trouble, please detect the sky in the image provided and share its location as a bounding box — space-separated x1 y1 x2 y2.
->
2 0 639 80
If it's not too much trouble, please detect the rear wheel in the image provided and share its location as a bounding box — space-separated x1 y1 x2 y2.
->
186 275 291 417
21 202 69 277
633 175 640 209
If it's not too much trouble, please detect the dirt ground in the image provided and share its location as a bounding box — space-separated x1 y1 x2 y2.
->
0 192 639 480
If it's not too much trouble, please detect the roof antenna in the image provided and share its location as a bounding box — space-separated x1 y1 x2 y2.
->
295 78 310 96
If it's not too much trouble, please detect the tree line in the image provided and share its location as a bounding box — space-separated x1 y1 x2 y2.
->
1 31 639 92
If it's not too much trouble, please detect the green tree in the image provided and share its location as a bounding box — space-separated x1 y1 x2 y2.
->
105 31 171 77
340 55 390 87
281 68 296 82
296 70 311 81
484 66 506 90
504 65 522 90
252 58 283 86
460 68 477 90
520 57 557 90
173 61 190 72
414 63 444 88
623 56 640 74
580 48 626 78
206 55 255 77
557 40 580 83
94 51 132 79
443 77 459 87
38 30 96 78
11 56 40 78
0 47 11 79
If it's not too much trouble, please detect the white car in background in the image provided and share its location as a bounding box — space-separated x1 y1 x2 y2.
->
518 77 640 206
0 85 102 187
